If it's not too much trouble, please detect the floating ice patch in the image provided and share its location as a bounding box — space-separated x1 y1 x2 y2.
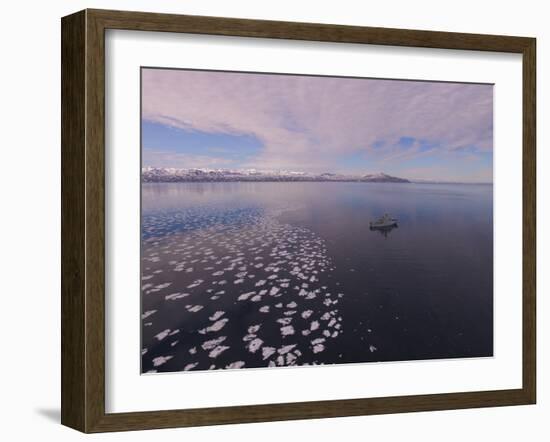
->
184 362 198 371
187 280 203 289
165 292 190 300
226 361 246 369
248 324 261 334
152 355 173 367
154 329 171 341
141 310 157 320
278 344 297 355
259 305 270 313
209 311 225 321
237 291 255 301
369 345 377 353
262 347 276 360
202 336 227 350
248 338 263 353
281 325 295 336
200 318 229 334
209 345 229 358
312 344 325 354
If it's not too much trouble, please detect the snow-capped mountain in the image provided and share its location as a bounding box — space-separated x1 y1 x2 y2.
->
142 167 410 183
361 172 410 183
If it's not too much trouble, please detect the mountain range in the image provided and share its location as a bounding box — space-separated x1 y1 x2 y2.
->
141 167 411 183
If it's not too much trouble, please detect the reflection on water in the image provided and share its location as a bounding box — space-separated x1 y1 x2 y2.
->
141 182 493 373
370 224 398 238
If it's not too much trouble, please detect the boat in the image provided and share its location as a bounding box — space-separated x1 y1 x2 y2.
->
369 213 398 229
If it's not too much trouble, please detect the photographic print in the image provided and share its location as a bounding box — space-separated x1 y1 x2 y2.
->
140 68 493 374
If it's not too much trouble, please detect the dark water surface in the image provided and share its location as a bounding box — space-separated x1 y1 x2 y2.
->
141 182 493 373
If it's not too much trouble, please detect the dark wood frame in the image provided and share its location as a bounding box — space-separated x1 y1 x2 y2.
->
61 8 536 433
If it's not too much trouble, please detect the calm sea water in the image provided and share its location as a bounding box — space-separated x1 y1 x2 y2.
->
141 182 493 373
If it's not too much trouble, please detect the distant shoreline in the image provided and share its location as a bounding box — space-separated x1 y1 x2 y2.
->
141 178 492 185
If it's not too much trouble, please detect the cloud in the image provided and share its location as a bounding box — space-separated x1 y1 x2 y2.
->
143 148 236 169
142 69 493 173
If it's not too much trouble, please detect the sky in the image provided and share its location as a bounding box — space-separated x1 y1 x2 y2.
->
141 68 493 183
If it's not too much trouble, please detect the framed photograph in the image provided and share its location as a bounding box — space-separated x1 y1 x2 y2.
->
61 9 536 433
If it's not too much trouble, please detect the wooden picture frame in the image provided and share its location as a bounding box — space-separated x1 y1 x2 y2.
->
61 8 536 433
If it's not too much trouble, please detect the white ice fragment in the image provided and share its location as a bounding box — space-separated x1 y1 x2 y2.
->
202 336 227 350
238 291 255 301
226 361 246 369
312 344 325 354
154 329 171 341
141 310 157 320
278 344 297 355
209 311 225 321
310 321 320 331
201 318 229 334
165 292 190 300
248 338 263 353
152 355 173 367
281 325 295 336
301 310 313 319
248 324 261 334
262 347 276 360
209 345 229 358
